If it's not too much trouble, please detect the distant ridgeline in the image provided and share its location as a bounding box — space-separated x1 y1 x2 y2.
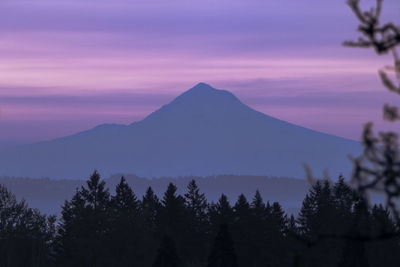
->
0 171 398 267
0 83 360 179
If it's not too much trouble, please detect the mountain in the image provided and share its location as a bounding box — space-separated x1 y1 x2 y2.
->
0 83 360 179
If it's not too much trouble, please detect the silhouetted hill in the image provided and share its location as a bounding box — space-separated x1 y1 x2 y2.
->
0 174 310 215
0 83 360 179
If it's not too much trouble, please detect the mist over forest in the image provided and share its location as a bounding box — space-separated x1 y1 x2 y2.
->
0 174 310 215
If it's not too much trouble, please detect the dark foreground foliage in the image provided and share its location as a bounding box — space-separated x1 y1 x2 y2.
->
1 171 399 267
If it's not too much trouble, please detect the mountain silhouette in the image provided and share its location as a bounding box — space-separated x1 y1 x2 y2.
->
0 83 360 179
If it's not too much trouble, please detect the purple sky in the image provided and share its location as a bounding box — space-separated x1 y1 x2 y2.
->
0 0 399 146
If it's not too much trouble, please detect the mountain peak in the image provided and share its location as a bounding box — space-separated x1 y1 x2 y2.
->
0 82 359 179
174 82 240 104
182 82 220 97
139 83 245 125
190 82 215 91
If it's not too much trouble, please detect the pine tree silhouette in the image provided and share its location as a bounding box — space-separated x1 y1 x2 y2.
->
159 183 186 235
209 194 234 227
141 186 161 266
109 176 141 266
233 194 252 267
2 170 400 267
0 184 55 267
57 170 111 267
142 186 161 231
184 179 209 266
185 179 208 222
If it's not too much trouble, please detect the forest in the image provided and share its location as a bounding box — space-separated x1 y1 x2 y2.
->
0 171 399 267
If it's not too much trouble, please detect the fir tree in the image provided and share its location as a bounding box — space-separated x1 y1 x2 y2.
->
159 183 188 264
109 176 141 266
251 190 265 218
184 179 208 222
0 184 55 267
142 186 161 231
160 183 186 234
112 176 140 216
57 170 111 267
141 186 161 266
233 194 252 267
209 194 233 227
184 179 209 265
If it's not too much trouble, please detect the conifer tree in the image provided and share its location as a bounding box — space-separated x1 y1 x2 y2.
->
142 186 161 231
57 171 111 267
160 183 186 235
297 180 340 267
297 181 323 237
158 183 188 265
141 186 161 266
184 179 209 265
112 176 140 216
184 179 208 222
234 194 251 222
340 199 370 267
233 194 252 267
0 184 55 267
251 190 265 218
209 194 233 227
271 202 287 233
109 176 141 266
248 190 271 267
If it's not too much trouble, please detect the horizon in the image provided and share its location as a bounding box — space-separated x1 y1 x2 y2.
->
1 0 399 147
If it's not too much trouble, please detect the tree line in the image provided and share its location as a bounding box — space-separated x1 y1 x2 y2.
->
0 171 399 267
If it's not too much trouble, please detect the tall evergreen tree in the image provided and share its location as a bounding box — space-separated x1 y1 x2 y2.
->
0 184 56 267
248 191 271 267
159 183 188 265
232 194 252 267
264 202 290 267
251 190 265 218
142 186 161 231
209 194 234 227
270 202 287 233
297 180 341 267
109 176 141 266
184 179 208 222
340 199 371 267
184 180 209 266
57 171 111 267
208 194 234 257
112 176 140 216
297 181 325 238
234 194 251 222
159 183 186 235
141 187 161 266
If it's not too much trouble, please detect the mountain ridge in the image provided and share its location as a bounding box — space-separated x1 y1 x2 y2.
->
0 83 360 179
